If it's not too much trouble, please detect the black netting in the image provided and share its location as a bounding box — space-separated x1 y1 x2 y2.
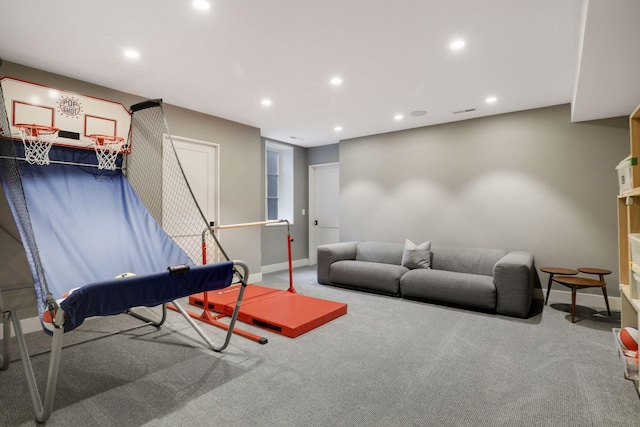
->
0 94 229 320
0 84 50 316
128 100 226 265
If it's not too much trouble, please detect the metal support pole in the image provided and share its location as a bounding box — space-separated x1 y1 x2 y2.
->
171 261 250 352
13 308 66 423
201 219 296 292
127 303 167 327
1 311 11 370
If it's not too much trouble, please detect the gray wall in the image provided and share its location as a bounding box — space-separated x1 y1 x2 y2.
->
340 104 629 296
2 60 630 304
0 61 263 279
309 143 339 165
259 141 338 266
161 104 262 271
260 138 309 266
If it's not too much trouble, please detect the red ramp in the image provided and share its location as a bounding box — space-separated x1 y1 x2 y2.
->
190 219 347 340
189 284 347 338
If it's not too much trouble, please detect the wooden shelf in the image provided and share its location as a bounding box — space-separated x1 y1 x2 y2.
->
621 284 640 312
619 187 640 198
621 283 630 299
618 103 640 394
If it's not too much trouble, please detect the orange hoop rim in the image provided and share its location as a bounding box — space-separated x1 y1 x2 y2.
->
15 123 60 134
90 134 125 146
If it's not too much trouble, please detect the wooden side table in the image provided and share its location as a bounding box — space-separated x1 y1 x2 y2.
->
540 267 578 306
576 267 612 317
577 267 612 282
552 275 610 323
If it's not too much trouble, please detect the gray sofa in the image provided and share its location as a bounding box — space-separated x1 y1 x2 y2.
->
317 241 535 318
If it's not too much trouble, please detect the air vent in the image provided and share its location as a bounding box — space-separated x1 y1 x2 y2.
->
453 108 477 115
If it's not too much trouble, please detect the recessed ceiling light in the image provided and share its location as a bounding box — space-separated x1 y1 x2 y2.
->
394 114 404 121
193 0 210 10
124 49 140 59
410 110 427 116
261 99 272 106
334 126 342 132
485 96 497 103
330 77 343 86
450 40 465 50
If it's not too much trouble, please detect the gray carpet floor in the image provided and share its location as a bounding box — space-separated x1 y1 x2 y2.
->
1 266 640 426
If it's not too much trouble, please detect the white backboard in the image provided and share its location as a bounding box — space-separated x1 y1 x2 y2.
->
1 77 131 151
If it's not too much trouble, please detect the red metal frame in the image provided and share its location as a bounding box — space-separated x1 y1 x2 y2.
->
169 220 294 344
166 302 268 344
188 219 347 339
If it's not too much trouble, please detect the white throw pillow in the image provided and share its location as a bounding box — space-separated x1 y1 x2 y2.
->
401 239 431 269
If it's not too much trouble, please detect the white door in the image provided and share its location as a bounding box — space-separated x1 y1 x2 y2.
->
171 136 219 225
162 135 220 263
309 163 340 264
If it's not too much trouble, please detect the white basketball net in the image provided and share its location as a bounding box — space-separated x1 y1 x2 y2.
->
92 135 125 170
16 125 59 165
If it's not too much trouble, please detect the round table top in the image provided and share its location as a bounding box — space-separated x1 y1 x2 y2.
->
553 276 606 288
577 267 612 275
540 267 578 275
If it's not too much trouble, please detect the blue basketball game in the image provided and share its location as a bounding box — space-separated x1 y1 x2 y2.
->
0 79 249 422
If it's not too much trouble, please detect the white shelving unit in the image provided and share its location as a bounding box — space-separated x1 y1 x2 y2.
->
618 104 640 393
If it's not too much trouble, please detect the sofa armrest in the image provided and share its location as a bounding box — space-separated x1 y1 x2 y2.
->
493 251 534 318
317 242 358 284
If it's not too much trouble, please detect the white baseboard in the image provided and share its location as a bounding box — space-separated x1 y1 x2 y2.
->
3 284 617 340
261 258 309 275
0 315 42 339
538 288 621 311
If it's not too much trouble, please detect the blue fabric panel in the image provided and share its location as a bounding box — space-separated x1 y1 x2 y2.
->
0 165 50 318
19 147 194 301
14 142 121 168
59 262 234 332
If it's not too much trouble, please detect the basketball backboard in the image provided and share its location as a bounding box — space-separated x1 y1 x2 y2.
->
0 77 131 152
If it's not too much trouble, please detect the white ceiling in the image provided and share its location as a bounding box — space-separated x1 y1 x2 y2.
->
0 0 638 148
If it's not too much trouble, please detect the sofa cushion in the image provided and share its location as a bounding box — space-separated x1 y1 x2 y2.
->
317 242 358 284
431 246 506 276
355 242 404 265
331 260 408 296
401 239 431 269
400 268 496 310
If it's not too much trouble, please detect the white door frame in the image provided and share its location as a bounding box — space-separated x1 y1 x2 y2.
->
308 162 339 264
170 134 220 227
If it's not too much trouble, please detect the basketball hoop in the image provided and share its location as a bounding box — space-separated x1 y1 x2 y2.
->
91 134 125 170
15 124 60 165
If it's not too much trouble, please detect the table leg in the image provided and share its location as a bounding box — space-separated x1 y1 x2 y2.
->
601 286 611 316
545 274 554 305
571 286 577 323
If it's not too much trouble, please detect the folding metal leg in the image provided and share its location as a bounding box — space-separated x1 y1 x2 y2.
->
1 310 10 370
172 261 249 352
127 303 167 327
12 308 66 423
0 290 7 370
0 261 248 422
